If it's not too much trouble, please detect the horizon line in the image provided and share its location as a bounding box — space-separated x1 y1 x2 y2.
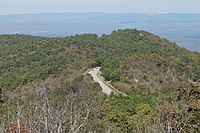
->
1 11 200 16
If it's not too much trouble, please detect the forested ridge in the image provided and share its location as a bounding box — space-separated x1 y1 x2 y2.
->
0 29 199 132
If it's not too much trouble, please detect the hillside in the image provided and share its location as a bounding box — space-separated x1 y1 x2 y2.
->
0 29 199 132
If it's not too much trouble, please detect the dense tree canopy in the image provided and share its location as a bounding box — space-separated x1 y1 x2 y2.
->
0 29 199 132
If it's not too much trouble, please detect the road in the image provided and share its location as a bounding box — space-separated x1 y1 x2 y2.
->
88 67 112 95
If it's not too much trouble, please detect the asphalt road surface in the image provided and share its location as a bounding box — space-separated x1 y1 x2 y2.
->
88 67 112 95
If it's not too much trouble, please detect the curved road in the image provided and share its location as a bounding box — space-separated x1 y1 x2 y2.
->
88 67 112 95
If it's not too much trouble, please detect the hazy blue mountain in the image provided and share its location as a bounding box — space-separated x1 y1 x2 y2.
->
0 13 200 52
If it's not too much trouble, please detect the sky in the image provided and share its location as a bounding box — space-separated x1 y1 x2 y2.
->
0 0 200 15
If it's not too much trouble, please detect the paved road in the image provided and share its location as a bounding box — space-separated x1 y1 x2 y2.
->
88 67 112 95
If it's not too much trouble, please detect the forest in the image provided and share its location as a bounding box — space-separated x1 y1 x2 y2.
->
0 29 199 132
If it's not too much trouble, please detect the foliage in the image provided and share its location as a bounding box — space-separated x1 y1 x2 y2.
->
0 29 199 132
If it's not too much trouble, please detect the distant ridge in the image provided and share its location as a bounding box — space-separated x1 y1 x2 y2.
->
0 13 200 51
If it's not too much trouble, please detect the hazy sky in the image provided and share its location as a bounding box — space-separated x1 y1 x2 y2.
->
0 0 199 15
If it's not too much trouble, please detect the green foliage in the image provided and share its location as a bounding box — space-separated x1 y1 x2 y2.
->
0 29 199 91
92 82 101 90
135 103 151 117
0 29 199 132
176 62 186 73
156 59 162 67
190 65 200 81
93 89 156 132
143 75 148 81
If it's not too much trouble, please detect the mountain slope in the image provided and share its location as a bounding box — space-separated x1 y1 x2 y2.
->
0 29 199 132
0 29 198 92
